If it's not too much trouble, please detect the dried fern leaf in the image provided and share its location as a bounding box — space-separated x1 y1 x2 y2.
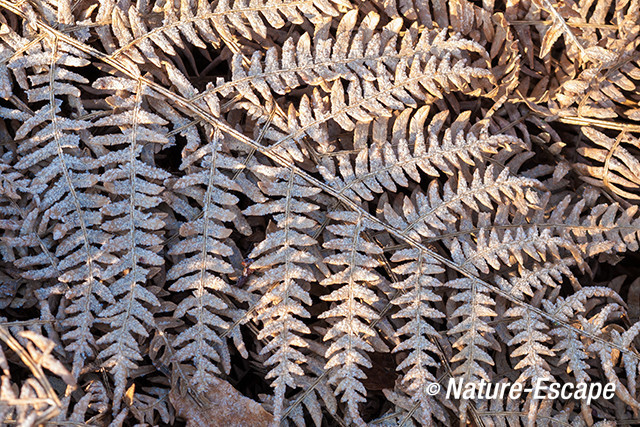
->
167 128 249 391
389 248 445 425
319 210 384 426
242 164 321 421
91 76 171 412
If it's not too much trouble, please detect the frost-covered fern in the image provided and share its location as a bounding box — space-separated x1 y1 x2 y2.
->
1 0 640 425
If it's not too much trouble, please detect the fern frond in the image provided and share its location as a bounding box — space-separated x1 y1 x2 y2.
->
228 11 490 101
98 0 352 70
553 48 640 122
548 195 640 256
91 76 171 412
390 248 445 424
0 36 115 377
245 17 494 152
382 166 543 244
532 0 586 59
277 353 338 426
243 165 320 421
456 226 582 276
611 322 640 406
165 127 249 391
1 203 59 281
505 306 554 385
575 128 640 201
319 210 383 426
495 258 576 300
446 277 496 419
587 306 640 410
315 110 538 209
209 0 351 40
543 287 622 387
130 386 173 425
0 159 29 265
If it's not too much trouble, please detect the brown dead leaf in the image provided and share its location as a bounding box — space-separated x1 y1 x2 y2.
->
169 377 273 427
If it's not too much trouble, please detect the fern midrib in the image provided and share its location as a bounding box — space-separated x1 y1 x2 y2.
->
348 216 361 354
345 213 364 417
401 178 521 236
195 136 220 370
271 167 298 413
413 254 427 387
463 280 482 384
461 230 553 270
111 80 144 365
334 140 473 198
425 222 640 243
48 38 98 371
